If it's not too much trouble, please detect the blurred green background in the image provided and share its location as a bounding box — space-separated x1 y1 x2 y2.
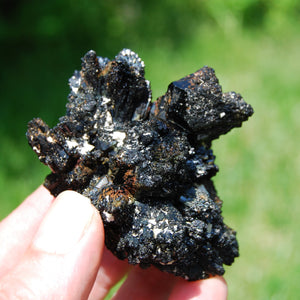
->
0 0 299 299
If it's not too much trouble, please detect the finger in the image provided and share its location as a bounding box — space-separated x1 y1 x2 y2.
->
112 266 178 300
169 275 228 300
88 248 131 300
0 185 54 277
0 191 104 300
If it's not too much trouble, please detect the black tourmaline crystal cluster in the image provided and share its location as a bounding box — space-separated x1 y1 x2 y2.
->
26 49 253 280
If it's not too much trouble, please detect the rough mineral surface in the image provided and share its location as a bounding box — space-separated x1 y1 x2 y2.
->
26 49 253 280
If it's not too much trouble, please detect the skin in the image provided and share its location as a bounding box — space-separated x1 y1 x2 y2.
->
0 186 227 300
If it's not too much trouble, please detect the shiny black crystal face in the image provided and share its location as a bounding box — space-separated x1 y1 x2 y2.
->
26 49 253 280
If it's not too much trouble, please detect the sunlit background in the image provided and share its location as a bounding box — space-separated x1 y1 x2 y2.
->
0 1 299 299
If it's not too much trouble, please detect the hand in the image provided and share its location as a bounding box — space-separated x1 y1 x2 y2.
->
0 186 227 299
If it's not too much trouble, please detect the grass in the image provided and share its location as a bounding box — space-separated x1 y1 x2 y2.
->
0 26 299 299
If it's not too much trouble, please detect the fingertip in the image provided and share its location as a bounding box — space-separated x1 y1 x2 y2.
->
0 190 105 300
56 190 104 231
112 266 177 300
33 189 103 255
28 185 54 200
169 275 227 300
207 276 228 299
56 189 89 201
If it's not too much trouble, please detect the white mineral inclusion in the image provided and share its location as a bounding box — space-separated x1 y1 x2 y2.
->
197 184 210 200
66 138 79 149
147 218 170 239
119 48 145 75
103 211 115 222
96 175 112 189
121 49 145 67
153 228 163 238
46 136 54 143
32 146 40 154
65 138 95 155
104 111 113 129
112 131 126 147
70 76 81 94
148 219 157 226
121 48 132 56
71 86 79 94
79 140 95 155
102 96 111 105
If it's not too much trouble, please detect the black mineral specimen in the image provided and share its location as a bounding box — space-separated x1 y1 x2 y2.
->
26 49 253 280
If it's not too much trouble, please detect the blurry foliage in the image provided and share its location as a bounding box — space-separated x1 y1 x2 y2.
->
1 0 300 52
0 0 298 126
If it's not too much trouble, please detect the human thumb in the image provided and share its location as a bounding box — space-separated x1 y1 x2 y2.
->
0 191 104 300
